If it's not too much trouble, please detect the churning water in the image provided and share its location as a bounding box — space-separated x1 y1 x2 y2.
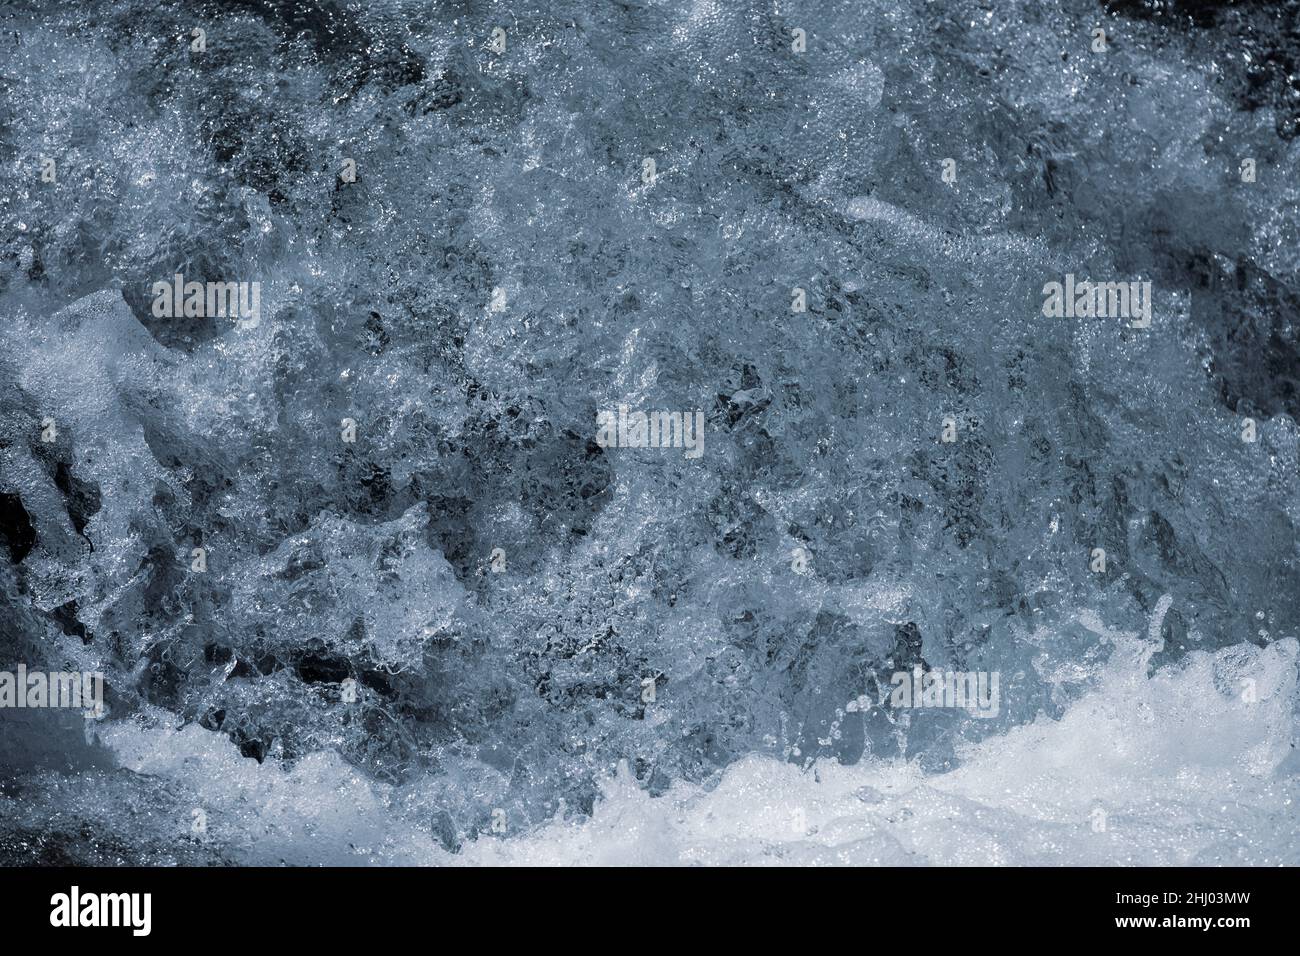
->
0 0 1297 865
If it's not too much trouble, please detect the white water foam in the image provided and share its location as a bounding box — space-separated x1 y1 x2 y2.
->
90 619 1298 866
454 634 1299 866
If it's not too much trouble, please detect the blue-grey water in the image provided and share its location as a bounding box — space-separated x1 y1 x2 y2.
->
0 0 1297 864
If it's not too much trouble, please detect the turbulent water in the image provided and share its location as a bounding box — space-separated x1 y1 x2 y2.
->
1 0 1298 866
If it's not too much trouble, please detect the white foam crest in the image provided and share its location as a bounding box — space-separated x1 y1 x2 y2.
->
457 636 1299 866
95 634 1299 866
